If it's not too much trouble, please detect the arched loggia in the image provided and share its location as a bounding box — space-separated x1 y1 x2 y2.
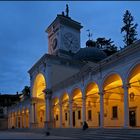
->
32 73 46 128
103 73 124 127
85 82 100 127
71 88 82 128
52 97 60 128
60 93 69 128
25 108 29 128
128 64 140 127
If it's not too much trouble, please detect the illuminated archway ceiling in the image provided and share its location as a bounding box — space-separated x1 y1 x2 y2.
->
61 93 69 102
129 64 140 84
86 82 99 96
33 73 46 99
53 97 59 106
104 74 122 91
72 88 82 100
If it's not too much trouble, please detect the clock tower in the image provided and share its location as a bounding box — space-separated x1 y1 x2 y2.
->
46 6 83 55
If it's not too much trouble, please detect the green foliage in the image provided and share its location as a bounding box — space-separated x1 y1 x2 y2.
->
22 86 30 97
95 37 118 55
121 10 138 47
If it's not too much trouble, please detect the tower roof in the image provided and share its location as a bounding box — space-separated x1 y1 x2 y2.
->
46 14 83 33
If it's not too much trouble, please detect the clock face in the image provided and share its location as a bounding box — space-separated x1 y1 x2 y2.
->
63 32 79 52
52 38 57 50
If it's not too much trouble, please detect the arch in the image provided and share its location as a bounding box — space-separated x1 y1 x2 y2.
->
127 63 140 84
52 97 59 106
32 73 46 128
103 73 123 91
127 63 140 127
85 82 99 96
103 73 124 127
17 110 21 128
25 108 29 128
71 88 82 100
85 82 100 127
60 92 69 103
71 88 82 128
52 97 60 128
32 73 46 99
60 92 70 128
102 71 123 85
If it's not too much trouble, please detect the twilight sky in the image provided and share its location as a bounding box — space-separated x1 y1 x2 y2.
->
0 1 140 94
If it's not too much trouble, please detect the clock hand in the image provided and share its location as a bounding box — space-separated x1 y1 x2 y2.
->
64 35 71 42
69 40 74 50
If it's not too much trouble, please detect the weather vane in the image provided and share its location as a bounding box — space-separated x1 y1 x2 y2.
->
66 4 69 17
86 29 92 40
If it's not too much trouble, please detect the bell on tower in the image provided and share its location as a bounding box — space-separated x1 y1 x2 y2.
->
46 5 83 55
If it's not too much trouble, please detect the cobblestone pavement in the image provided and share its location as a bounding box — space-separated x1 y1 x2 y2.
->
0 131 75 139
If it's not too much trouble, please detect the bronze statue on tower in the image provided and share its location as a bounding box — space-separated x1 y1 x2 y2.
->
66 4 69 17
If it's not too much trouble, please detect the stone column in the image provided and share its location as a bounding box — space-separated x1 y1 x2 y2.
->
16 115 18 128
45 93 51 129
21 113 23 128
123 85 129 128
82 97 86 123
44 64 52 129
13 114 15 127
20 114 22 128
59 104 62 128
34 103 38 124
9 114 11 128
11 114 13 127
100 91 104 128
69 100 73 128
24 112 26 128
29 103 34 128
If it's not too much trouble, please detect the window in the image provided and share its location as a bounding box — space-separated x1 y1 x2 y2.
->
56 114 58 121
65 112 67 121
88 110 92 120
112 106 118 119
78 110 81 120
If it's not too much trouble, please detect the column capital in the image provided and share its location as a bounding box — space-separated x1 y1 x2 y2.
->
45 94 52 100
82 96 86 101
43 88 52 99
98 91 104 96
30 97 38 104
59 103 62 108
122 84 130 90
69 100 73 104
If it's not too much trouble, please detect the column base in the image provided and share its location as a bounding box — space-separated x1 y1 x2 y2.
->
30 123 39 128
45 121 51 129
123 125 129 129
99 125 104 129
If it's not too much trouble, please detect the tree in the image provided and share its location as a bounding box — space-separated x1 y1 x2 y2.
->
95 37 118 55
121 10 138 47
96 38 107 49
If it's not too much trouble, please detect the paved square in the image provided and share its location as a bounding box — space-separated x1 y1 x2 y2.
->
0 131 75 139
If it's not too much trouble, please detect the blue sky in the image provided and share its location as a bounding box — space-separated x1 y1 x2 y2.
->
0 1 140 94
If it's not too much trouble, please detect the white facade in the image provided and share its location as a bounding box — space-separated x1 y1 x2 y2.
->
8 12 140 129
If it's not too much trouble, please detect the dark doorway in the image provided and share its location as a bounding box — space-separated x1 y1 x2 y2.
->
98 113 100 127
73 111 75 127
129 110 136 127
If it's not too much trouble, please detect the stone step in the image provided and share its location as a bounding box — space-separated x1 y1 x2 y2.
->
48 128 140 139
8 128 140 139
